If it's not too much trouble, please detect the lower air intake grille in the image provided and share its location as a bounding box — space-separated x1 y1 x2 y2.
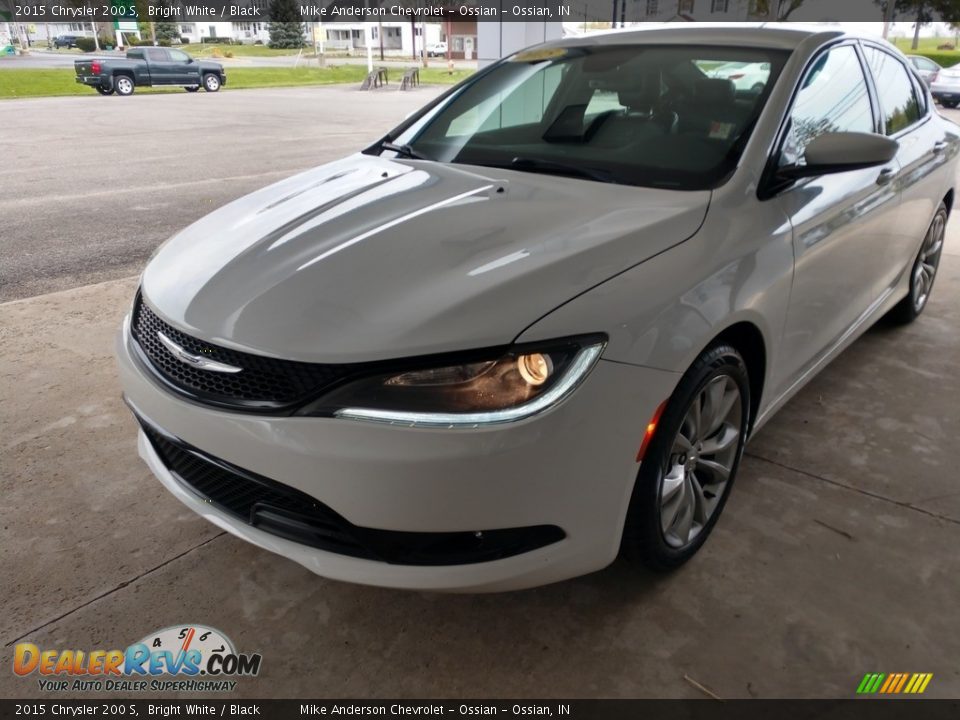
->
139 418 565 566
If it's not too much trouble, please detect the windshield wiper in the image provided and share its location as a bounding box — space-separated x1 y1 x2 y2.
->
508 156 615 184
380 140 430 160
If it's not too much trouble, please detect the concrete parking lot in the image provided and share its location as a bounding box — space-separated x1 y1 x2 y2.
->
1 89 959 699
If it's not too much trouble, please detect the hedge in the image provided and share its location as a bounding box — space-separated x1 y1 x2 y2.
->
904 50 960 68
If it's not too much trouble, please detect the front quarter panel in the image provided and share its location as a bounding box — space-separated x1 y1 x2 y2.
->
516 171 794 419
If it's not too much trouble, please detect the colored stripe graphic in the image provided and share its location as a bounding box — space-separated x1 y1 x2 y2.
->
856 674 874 694
857 673 932 694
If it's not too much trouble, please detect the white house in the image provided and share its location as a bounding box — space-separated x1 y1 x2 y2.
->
322 22 441 57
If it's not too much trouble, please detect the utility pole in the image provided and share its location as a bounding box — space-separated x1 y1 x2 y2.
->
612 0 618 27
620 0 626 27
91 22 100 51
366 24 373 72
378 20 384 61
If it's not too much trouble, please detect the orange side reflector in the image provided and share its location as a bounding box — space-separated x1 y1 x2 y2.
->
636 399 668 462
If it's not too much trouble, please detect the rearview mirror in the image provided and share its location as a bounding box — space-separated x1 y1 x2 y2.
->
780 131 899 179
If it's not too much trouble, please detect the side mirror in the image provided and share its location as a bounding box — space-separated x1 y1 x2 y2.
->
780 131 899 179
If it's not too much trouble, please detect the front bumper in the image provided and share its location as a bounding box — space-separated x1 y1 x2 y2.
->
116 315 678 591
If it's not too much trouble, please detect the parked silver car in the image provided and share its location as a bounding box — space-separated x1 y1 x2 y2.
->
931 62 960 107
117 26 957 591
907 54 942 87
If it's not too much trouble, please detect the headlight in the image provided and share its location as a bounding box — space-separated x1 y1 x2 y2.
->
311 335 605 428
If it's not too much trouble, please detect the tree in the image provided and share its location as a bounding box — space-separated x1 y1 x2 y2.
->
154 2 180 45
873 0 934 49
268 0 305 49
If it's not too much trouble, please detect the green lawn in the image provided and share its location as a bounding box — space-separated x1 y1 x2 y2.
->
0 66 473 99
890 36 960 67
890 36 960 52
178 43 300 58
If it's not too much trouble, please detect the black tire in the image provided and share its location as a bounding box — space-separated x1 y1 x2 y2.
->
202 73 220 92
95 86 114 96
885 202 947 324
942 100 959 109
621 343 751 571
114 75 135 96
185 85 200 92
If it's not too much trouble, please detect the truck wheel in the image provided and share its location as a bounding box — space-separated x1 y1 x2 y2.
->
185 86 200 92
115 76 135 96
203 74 220 92
95 86 115 96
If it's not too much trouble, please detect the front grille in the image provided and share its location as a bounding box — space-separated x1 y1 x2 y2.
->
138 418 565 566
130 294 351 411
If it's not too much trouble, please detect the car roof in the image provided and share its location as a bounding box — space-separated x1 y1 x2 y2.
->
546 23 852 51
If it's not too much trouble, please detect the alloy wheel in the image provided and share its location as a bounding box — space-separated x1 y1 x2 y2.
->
660 374 743 549
116 77 133 95
913 210 945 312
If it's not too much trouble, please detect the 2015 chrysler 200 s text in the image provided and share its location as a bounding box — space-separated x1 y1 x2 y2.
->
117 26 957 591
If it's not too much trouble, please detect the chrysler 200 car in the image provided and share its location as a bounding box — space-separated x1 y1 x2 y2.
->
117 26 956 591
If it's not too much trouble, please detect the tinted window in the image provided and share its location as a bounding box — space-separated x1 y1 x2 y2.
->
169 49 190 63
782 45 873 164
863 47 922 135
393 45 789 190
146 48 168 62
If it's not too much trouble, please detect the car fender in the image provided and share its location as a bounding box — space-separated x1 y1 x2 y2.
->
515 173 793 416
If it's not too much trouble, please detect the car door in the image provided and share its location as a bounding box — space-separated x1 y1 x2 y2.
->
862 44 953 284
771 42 902 388
167 48 199 85
144 48 176 85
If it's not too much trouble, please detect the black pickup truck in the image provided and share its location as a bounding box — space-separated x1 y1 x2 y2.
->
75 47 226 96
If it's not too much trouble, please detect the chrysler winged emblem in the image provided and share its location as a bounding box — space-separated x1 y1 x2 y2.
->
156 331 242 374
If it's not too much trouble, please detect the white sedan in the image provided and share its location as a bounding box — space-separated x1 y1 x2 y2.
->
118 27 956 592
708 60 771 92
931 63 960 108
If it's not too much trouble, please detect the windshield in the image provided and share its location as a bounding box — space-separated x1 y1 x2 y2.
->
383 44 789 190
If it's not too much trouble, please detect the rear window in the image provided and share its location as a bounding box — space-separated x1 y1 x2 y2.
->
863 47 923 135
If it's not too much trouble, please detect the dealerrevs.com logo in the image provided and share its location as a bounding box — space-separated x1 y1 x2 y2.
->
13 624 262 693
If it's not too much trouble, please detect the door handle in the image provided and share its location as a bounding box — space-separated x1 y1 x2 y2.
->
933 140 948 154
876 167 898 186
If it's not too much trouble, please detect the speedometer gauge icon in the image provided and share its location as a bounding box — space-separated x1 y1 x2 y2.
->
138 624 235 669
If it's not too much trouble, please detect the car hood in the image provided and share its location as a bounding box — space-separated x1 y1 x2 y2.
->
141 154 709 363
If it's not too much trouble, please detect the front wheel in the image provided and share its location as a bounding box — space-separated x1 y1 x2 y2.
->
203 74 220 92
185 85 200 92
621 344 750 571
95 86 114 96
114 76 135 96
886 201 947 324
942 99 959 109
